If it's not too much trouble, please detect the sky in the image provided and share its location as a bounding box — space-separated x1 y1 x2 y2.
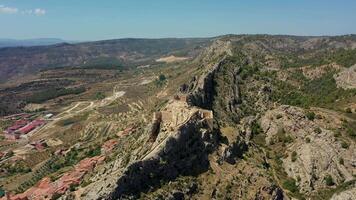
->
0 0 356 41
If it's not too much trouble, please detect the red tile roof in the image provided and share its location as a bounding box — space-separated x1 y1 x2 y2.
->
1 156 105 200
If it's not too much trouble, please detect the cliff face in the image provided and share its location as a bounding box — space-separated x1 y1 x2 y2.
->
184 61 221 109
107 109 215 199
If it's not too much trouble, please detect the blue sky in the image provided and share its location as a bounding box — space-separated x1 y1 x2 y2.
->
0 0 356 41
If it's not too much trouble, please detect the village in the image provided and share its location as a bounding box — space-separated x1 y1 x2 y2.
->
0 102 140 200
1 113 53 140
0 113 54 161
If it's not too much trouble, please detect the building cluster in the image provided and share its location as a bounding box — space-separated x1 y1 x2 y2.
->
1 156 105 200
2 118 46 140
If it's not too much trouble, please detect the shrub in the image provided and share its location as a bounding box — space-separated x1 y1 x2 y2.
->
339 158 344 165
276 114 283 119
306 112 316 121
291 151 297 162
51 193 62 200
305 137 311 143
159 74 166 82
283 179 299 193
95 92 106 100
314 127 322 134
341 141 349 149
155 74 167 86
69 183 79 191
86 146 101 157
284 135 294 143
26 87 86 104
324 174 335 186
251 122 263 135
347 128 356 137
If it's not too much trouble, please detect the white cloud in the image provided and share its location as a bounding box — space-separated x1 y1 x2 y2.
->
0 5 18 14
0 5 46 16
34 8 46 16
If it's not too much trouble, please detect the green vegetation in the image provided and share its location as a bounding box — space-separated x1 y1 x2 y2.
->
85 145 101 157
310 180 355 200
274 127 294 144
324 174 335 186
251 122 263 135
0 187 5 197
0 120 11 132
155 74 167 86
339 158 344 165
283 178 299 193
159 74 166 81
95 92 106 100
239 65 259 80
280 48 356 69
79 57 123 70
69 183 79 191
314 127 322 134
341 141 349 149
305 137 311 143
26 87 86 104
0 161 31 176
271 72 356 108
306 112 315 121
291 151 297 162
342 120 356 139
51 192 62 200
329 48 356 68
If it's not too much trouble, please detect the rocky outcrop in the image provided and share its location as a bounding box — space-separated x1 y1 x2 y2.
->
330 186 356 200
149 112 162 142
218 137 248 165
334 64 356 89
106 109 215 199
185 62 220 109
181 39 234 110
194 39 233 64
261 105 355 193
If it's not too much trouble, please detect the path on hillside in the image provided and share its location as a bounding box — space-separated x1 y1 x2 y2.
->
30 84 126 141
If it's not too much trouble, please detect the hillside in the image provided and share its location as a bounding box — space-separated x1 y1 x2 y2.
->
0 38 211 82
0 35 356 200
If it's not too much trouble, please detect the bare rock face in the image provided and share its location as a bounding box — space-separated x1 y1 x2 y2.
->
334 64 356 89
261 105 355 193
330 186 356 200
185 60 222 110
195 39 233 64
103 100 216 199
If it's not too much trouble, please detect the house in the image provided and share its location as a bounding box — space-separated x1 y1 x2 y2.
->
44 113 53 119
18 120 45 135
30 140 48 151
5 120 29 134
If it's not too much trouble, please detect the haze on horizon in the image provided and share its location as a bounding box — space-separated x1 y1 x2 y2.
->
1 0 356 41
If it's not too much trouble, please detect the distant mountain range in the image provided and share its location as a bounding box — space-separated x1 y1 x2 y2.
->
0 38 79 48
0 38 210 82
